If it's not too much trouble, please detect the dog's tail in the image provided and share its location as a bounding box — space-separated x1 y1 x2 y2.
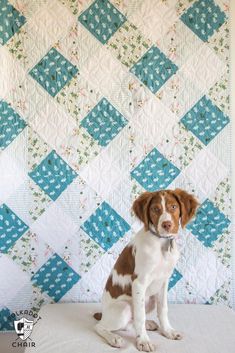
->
93 312 102 320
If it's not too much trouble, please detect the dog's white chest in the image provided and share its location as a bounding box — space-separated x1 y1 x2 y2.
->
146 245 179 296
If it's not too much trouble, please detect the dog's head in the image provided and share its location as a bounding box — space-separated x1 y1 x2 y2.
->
132 189 199 238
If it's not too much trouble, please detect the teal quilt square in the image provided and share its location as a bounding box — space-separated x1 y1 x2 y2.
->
131 148 180 191
80 98 128 147
181 96 229 145
31 253 81 302
0 308 15 331
0 204 29 253
29 150 78 201
0 0 26 45
81 201 130 251
130 46 178 93
78 0 126 44
180 0 226 42
168 269 182 290
187 199 231 247
0 100 27 151
29 48 78 97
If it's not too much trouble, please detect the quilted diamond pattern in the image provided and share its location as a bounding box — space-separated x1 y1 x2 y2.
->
0 100 26 150
80 98 128 147
181 95 229 145
130 46 178 93
31 253 81 302
0 0 26 45
81 201 130 251
187 199 231 247
0 0 232 325
29 150 78 201
78 0 126 44
180 0 226 42
29 48 78 97
131 148 180 191
0 204 29 253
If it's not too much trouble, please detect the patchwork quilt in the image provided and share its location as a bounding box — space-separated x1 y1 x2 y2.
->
0 0 232 331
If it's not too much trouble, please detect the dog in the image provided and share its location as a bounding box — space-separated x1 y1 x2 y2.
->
94 188 199 352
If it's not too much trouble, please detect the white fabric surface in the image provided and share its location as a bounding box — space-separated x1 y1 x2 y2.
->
25 303 235 353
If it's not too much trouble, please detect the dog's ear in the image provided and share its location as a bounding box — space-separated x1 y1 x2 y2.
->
172 189 199 228
132 192 153 231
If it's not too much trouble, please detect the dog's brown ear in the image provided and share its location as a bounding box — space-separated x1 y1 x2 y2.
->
132 192 153 231
172 189 199 228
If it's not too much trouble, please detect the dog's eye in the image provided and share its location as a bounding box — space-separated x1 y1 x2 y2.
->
152 207 160 213
171 205 177 210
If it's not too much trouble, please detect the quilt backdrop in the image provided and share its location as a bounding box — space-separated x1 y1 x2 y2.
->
0 0 232 331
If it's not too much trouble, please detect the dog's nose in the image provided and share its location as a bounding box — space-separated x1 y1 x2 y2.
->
162 221 172 232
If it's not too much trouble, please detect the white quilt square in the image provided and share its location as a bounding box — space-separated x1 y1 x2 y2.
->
80 127 130 200
176 230 209 275
183 250 230 299
0 47 26 99
0 254 30 304
130 0 178 42
57 176 102 227
6 76 50 124
184 149 228 197
207 124 231 170
9 0 48 18
31 203 78 252
57 22 103 69
0 151 27 205
105 176 132 225
157 20 203 67
81 46 127 91
3 126 27 173
182 44 226 94
156 69 203 119
29 0 75 48
29 99 77 150
132 95 179 147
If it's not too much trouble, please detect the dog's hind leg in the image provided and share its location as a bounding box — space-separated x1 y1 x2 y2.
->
95 301 132 348
146 320 159 331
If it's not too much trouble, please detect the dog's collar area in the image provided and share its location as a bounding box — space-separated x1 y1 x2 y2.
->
149 226 175 251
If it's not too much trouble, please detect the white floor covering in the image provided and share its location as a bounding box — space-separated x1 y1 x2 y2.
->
21 303 235 353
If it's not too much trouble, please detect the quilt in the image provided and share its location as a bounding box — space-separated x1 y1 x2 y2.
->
0 0 233 331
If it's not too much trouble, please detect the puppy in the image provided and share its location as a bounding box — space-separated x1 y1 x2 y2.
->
94 189 199 352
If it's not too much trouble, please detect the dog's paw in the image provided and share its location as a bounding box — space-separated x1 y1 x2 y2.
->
109 334 125 348
136 337 155 352
161 329 183 340
145 320 159 331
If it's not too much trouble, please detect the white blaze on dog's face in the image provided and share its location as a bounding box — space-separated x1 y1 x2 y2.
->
132 189 199 237
149 191 181 237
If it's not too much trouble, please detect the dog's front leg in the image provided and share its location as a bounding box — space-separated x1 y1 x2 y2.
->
132 279 155 352
157 281 182 340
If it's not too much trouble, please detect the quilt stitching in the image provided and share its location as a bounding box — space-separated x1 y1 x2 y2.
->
0 0 232 328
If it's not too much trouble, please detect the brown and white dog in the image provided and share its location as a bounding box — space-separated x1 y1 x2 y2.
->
94 189 199 352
